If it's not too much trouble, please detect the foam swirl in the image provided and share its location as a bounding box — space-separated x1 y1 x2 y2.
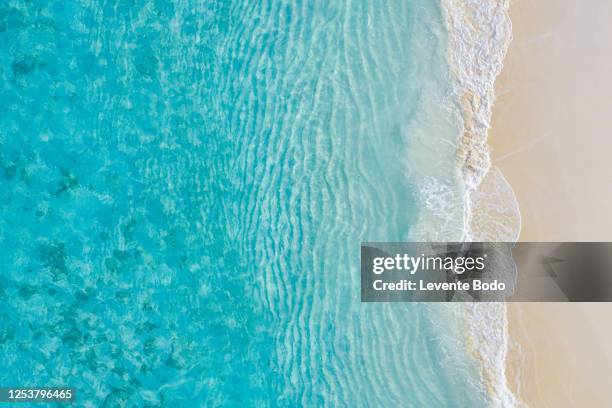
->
440 0 523 407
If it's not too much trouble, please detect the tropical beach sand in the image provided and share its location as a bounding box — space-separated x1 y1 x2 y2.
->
489 0 612 406
506 304 612 407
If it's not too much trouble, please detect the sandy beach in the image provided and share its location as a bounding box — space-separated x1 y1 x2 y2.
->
489 0 612 406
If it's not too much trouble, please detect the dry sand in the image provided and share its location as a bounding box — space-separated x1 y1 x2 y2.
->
488 0 612 406
506 303 612 407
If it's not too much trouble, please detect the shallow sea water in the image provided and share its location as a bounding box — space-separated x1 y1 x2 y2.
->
0 0 488 406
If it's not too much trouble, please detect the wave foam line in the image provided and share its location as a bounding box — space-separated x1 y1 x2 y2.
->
441 0 524 407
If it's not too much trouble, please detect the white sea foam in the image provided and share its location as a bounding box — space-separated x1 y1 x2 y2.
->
405 0 521 404
439 0 522 406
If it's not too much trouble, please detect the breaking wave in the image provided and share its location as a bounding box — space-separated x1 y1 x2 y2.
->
410 0 524 406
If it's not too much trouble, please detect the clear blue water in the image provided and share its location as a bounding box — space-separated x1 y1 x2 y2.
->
0 0 487 406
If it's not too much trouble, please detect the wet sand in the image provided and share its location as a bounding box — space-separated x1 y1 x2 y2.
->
488 0 612 406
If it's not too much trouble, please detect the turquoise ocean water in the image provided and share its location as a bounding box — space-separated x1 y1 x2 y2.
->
1 0 489 406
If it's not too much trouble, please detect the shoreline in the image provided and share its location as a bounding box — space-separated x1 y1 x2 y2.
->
439 0 520 405
489 0 612 406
